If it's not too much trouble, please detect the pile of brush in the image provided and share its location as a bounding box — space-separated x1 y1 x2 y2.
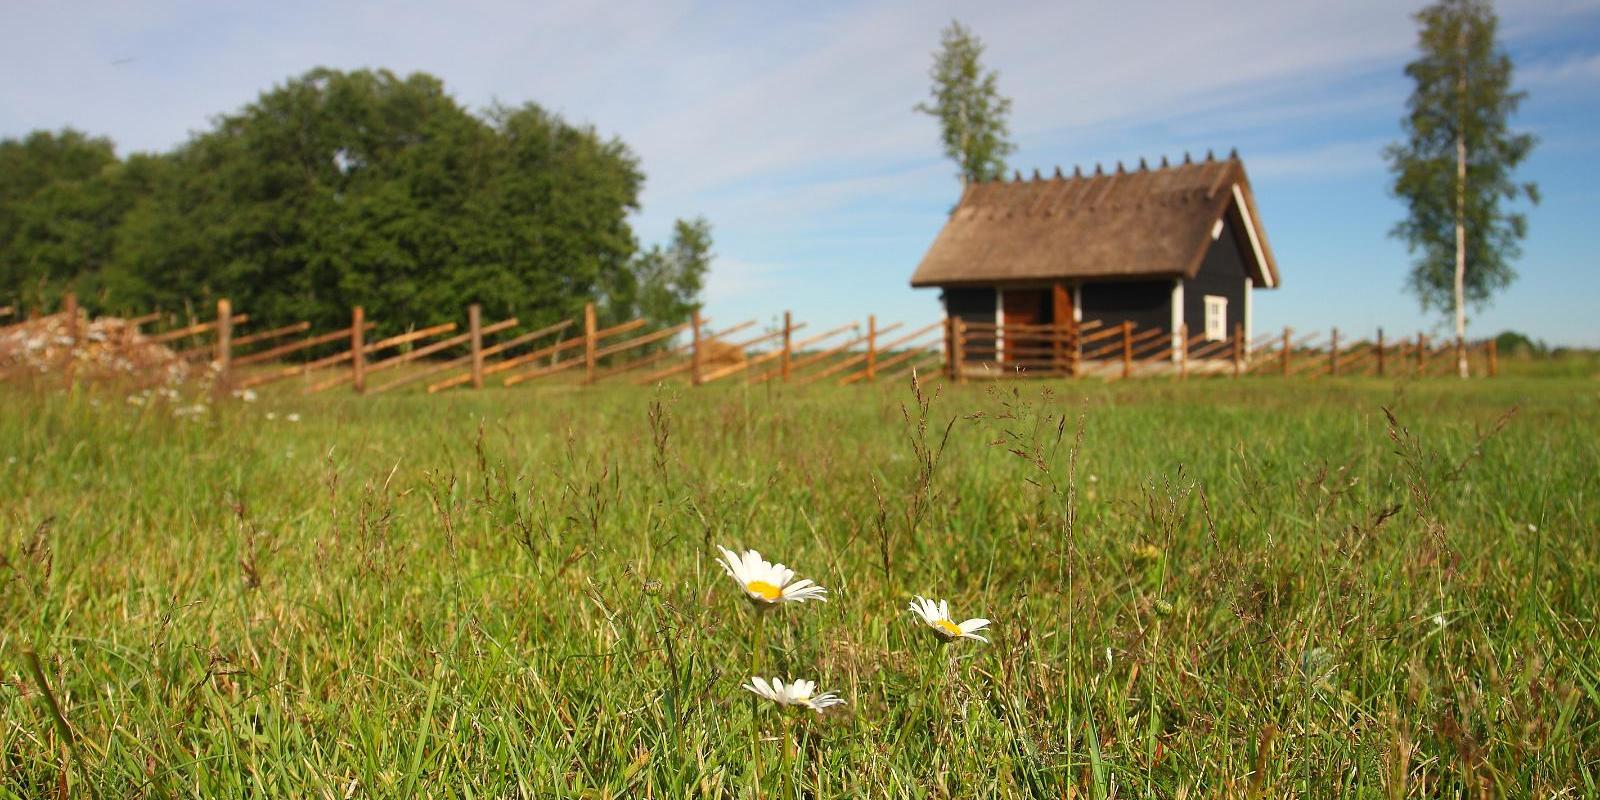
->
0 312 192 388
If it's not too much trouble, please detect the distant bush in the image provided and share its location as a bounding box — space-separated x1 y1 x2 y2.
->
1493 330 1548 357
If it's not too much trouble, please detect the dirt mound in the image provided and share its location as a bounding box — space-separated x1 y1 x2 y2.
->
0 313 190 387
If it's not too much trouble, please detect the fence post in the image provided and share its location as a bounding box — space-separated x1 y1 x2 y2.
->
351 306 366 393
1487 338 1498 378
583 302 597 384
215 298 233 383
1178 323 1188 379
1232 322 1242 378
690 308 704 386
1281 326 1291 377
951 317 967 384
1052 319 1063 375
1417 333 1427 375
781 311 793 382
1121 320 1133 379
1068 316 1081 378
63 292 79 339
866 314 877 382
469 303 484 389
1376 328 1386 377
1329 327 1339 377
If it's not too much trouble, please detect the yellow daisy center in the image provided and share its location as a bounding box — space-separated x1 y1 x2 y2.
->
746 580 783 601
935 619 963 637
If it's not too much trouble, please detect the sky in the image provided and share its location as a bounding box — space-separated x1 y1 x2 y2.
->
4 0 1598 345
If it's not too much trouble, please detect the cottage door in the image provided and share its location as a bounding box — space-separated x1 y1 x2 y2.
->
1001 289 1049 366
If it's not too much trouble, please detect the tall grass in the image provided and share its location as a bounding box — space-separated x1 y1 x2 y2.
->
1 375 1596 797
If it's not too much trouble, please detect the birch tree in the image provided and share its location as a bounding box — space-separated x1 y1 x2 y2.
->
1386 0 1538 377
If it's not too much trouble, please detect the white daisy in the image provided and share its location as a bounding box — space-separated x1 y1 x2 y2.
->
715 546 828 605
908 596 990 643
743 677 845 713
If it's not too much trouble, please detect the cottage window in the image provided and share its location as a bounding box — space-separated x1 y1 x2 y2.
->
1204 296 1227 341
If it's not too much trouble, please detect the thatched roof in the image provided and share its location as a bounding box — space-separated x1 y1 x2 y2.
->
910 152 1280 288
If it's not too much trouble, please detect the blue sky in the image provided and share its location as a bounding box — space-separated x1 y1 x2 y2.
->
4 0 1598 345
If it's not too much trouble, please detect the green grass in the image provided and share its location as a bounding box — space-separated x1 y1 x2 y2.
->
2 375 1597 797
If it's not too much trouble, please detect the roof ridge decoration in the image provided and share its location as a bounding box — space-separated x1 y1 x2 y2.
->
911 150 1280 289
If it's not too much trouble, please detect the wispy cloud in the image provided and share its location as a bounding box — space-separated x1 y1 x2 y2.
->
3 0 1597 343
1248 137 1393 180
703 258 789 305
1520 51 1600 85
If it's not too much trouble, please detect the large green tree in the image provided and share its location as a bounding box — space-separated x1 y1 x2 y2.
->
0 129 123 308
115 68 648 333
915 20 1015 185
1385 0 1538 377
1 67 706 335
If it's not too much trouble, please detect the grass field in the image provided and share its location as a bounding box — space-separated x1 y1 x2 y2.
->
2 374 1597 797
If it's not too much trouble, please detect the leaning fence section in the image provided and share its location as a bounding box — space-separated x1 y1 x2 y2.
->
3 293 1500 394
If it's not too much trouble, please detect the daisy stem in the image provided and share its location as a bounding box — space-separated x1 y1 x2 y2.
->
750 616 765 798
782 715 796 799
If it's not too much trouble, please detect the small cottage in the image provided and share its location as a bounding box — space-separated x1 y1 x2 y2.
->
910 151 1279 369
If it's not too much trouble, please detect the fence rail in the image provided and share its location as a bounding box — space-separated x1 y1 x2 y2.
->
948 318 1497 381
2 293 1501 393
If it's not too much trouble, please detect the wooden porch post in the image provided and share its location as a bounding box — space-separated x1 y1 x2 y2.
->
1052 281 1072 377
1069 314 1081 378
1121 321 1133 379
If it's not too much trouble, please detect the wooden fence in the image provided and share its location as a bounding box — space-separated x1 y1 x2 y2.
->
945 318 1498 380
2 294 1501 393
3 295 951 393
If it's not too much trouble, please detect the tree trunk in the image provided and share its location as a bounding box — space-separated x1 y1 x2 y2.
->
1455 132 1467 378
1454 30 1469 379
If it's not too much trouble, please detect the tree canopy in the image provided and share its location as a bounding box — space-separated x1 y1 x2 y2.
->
0 68 708 333
915 20 1015 185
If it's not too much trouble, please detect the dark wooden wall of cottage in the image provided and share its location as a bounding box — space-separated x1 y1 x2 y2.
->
1079 279 1171 331
941 287 996 362
1182 209 1250 338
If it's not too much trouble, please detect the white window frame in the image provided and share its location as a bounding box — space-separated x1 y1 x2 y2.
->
1204 295 1228 342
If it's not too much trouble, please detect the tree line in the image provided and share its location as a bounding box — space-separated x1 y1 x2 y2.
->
0 68 708 334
